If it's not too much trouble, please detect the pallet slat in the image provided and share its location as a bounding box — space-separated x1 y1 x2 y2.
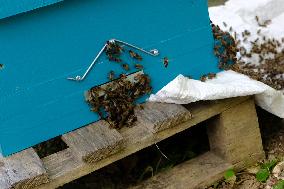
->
37 97 250 189
136 103 192 133
0 148 49 189
62 120 124 163
131 152 232 189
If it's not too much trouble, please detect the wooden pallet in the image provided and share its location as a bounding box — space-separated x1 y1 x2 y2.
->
0 96 265 189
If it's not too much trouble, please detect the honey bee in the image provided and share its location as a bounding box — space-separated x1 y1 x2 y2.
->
236 40 241 46
258 19 271 27
257 29 261 35
223 22 227 27
122 63 130 71
134 64 143 70
221 40 227 46
259 55 264 62
108 71 115 80
119 73 127 79
137 104 144 110
98 111 104 119
129 50 143 61
108 55 122 63
255 16 259 22
214 48 220 56
246 53 252 58
134 74 142 81
200 75 207 82
244 30 251 36
163 57 169 68
263 19 272 26
0 64 3 69
207 73 217 79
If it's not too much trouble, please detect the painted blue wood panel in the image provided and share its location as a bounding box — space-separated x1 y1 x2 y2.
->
0 0 63 19
0 0 218 156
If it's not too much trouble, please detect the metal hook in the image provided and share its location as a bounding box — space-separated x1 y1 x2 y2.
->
67 39 159 82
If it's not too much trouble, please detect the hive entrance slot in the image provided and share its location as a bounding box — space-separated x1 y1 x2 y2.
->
33 136 68 158
89 70 145 97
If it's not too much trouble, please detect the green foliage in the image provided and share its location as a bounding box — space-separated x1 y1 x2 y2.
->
256 160 278 183
261 159 278 171
273 180 284 189
224 169 235 181
256 168 270 183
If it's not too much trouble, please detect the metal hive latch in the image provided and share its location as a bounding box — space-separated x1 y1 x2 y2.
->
67 39 160 82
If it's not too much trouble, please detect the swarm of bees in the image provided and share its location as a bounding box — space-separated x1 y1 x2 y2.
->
211 21 238 70
86 41 154 129
212 17 284 91
86 73 152 129
105 41 124 63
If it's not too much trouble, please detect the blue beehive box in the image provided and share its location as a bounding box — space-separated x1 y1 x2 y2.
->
0 0 218 156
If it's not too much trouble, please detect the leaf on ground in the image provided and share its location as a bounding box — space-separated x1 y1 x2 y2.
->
256 168 270 183
224 169 236 181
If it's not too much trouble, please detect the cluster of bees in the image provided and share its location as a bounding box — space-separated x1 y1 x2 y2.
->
86 41 153 129
212 17 284 91
211 21 238 69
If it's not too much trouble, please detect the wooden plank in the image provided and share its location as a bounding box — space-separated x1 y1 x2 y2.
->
37 97 250 189
131 152 232 189
62 120 124 163
0 148 49 189
136 103 192 133
40 121 153 189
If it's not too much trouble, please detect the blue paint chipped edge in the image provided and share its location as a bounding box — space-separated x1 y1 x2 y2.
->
0 0 63 20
